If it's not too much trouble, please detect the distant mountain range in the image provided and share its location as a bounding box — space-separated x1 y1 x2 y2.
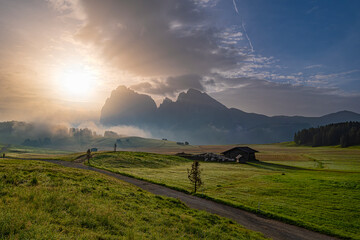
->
100 86 360 144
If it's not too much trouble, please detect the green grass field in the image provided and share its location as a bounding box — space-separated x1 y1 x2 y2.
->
0 136 199 153
254 142 360 171
0 159 266 239
1 144 71 159
2 142 360 238
87 145 360 239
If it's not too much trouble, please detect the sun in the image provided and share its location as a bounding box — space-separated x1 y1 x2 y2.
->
55 62 99 101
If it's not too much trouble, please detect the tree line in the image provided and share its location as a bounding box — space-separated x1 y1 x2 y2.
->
294 122 360 147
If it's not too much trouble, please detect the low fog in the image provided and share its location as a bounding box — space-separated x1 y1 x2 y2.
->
0 120 153 151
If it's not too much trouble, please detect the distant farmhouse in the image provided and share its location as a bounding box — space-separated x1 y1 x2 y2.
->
90 148 98 152
176 146 258 163
221 147 258 163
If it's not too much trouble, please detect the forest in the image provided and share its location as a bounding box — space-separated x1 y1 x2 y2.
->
294 122 360 147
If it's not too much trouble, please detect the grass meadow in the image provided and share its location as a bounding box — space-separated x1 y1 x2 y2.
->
2 145 71 159
87 145 360 239
0 159 266 240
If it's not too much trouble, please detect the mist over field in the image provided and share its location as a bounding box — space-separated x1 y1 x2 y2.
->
0 120 151 151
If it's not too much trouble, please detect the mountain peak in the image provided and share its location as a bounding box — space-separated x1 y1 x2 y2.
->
187 88 202 94
100 85 360 144
176 88 228 110
318 110 360 124
159 97 173 108
100 85 157 126
178 88 201 100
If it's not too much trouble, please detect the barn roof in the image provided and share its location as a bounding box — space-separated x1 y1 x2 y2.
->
221 147 258 155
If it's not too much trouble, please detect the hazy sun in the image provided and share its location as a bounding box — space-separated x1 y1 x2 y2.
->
55 62 99 101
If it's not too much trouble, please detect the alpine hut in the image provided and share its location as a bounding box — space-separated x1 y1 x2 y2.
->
221 147 258 163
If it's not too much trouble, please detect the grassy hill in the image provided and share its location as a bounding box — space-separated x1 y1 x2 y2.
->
88 151 189 169
85 146 360 239
101 137 199 153
0 159 266 239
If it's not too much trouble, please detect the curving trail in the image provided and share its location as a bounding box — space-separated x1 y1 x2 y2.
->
30 159 337 240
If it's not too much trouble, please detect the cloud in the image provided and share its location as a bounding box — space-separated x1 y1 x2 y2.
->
130 74 204 95
313 70 359 81
306 6 319 15
76 0 244 77
210 77 360 116
232 0 254 53
219 28 243 45
7 120 152 145
10 121 70 140
46 0 77 12
77 121 152 138
1 0 358 123
304 64 323 69
0 0 105 123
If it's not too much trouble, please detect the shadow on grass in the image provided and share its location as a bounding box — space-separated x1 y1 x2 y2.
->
246 161 308 171
248 160 360 173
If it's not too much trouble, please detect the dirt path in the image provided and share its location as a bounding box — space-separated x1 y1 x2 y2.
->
31 159 337 240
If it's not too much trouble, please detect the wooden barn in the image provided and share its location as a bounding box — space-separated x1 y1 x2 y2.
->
221 147 258 163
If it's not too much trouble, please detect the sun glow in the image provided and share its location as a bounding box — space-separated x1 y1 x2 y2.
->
55 62 99 101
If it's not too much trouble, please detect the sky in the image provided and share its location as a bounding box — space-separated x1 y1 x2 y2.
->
0 0 359 123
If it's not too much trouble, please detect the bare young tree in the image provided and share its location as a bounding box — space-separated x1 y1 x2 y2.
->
86 149 92 163
187 161 203 193
114 143 117 152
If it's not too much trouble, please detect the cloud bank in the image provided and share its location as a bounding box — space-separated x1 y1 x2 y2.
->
210 77 360 116
130 74 204 96
77 0 243 77
0 0 359 122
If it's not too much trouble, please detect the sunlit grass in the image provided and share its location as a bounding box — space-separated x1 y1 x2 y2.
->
253 143 360 171
3 145 71 159
89 147 360 239
0 159 266 240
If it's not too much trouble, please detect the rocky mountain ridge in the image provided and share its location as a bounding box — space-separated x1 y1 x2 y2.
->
100 86 360 144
